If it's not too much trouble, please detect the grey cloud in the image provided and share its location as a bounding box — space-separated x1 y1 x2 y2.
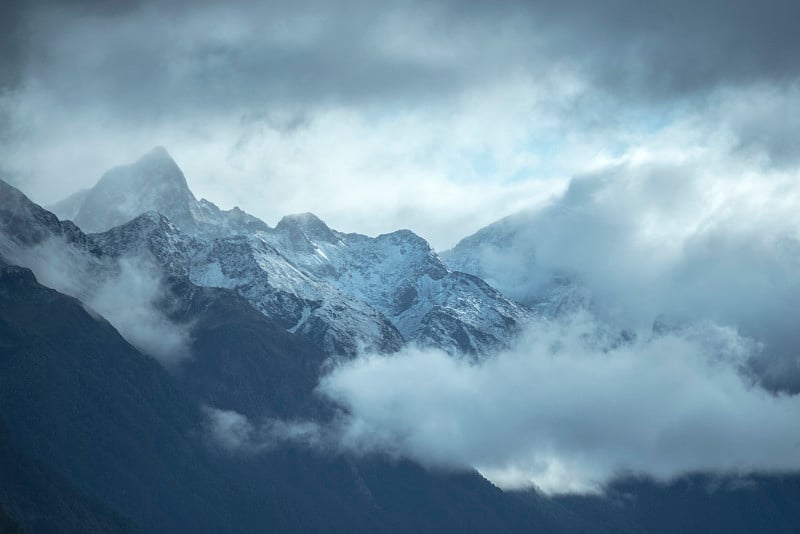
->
728 86 800 168
7 0 469 124
4 0 800 242
528 0 800 99
5 0 799 116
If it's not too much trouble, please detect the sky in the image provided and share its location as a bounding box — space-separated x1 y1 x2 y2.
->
2 0 799 249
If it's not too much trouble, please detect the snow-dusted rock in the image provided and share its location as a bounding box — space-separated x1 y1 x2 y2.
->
54 147 536 356
261 214 532 355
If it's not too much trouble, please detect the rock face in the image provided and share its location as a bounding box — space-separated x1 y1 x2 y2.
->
54 148 532 357
261 215 531 355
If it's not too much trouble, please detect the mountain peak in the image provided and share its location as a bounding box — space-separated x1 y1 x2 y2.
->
71 147 199 233
57 148 269 237
128 146 186 186
275 212 336 242
146 145 171 158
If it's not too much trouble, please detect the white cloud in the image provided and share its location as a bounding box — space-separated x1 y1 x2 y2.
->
4 238 192 367
317 314 800 494
89 255 192 367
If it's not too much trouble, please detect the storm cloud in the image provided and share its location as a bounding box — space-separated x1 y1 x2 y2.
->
3 0 800 248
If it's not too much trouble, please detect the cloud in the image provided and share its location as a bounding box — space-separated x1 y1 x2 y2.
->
447 98 800 389
205 406 324 453
316 314 800 494
4 238 192 367
89 255 192 366
4 0 800 249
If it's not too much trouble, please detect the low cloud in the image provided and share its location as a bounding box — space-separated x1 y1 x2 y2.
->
205 406 324 453
203 314 800 495
315 315 800 494
449 107 800 389
4 238 192 367
89 255 192 367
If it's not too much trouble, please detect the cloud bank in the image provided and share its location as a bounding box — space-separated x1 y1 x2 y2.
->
447 97 800 390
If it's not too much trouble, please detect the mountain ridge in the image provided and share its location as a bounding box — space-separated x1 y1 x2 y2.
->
52 148 533 357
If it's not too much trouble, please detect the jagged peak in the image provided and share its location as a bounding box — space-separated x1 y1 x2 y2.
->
146 145 171 159
127 146 187 185
131 209 173 224
87 146 193 201
72 147 200 233
98 210 183 237
275 212 336 242
277 212 326 227
376 228 433 251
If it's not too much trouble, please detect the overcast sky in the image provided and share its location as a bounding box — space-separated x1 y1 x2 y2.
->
3 0 800 248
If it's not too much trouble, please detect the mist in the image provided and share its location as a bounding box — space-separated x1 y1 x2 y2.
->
205 407 324 453
3 237 191 367
446 119 800 390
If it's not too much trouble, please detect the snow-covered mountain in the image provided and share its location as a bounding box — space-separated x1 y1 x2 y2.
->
49 148 533 356
70 146 267 237
441 210 584 316
0 179 109 304
92 211 405 355
442 210 636 350
263 214 531 354
47 188 88 221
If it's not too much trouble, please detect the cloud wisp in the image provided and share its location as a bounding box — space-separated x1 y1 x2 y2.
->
6 238 192 367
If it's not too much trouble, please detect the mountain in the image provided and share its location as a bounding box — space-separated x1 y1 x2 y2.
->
0 182 560 533
72 147 267 237
47 188 88 221
0 260 232 532
90 211 405 356
264 213 531 354
442 210 560 311
59 148 532 357
5 167 800 533
442 210 632 350
0 414 138 534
